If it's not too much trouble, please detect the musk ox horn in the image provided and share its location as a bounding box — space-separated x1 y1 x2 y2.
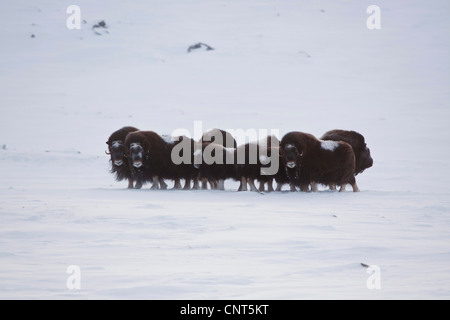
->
105 150 111 155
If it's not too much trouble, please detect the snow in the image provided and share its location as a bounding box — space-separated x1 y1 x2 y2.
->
111 141 121 148
1 0 450 299
193 149 202 157
320 140 339 152
160 134 176 145
259 155 268 164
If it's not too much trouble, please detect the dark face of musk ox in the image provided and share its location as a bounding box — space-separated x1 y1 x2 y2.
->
356 146 373 175
282 144 302 169
107 141 127 167
129 143 145 169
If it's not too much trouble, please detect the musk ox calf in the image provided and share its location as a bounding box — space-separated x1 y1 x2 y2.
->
320 129 373 176
106 126 139 188
280 131 359 192
124 131 184 190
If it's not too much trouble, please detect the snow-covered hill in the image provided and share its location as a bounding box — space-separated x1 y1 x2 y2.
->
0 0 449 299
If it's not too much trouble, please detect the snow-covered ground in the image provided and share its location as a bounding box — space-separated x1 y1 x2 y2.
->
0 0 449 299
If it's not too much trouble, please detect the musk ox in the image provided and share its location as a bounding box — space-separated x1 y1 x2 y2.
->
124 131 183 190
280 131 359 192
201 128 237 149
170 135 200 190
106 126 139 188
320 129 373 176
193 142 236 190
272 147 293 192
235 135 280 192
199 128 238 189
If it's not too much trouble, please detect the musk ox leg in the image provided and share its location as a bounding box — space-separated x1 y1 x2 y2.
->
192 178 200 190
173 178 182 190
238 177 248 191
267 179 274 192
290 183 296 192
201 178 208 190
329 183 337 191
209 179 218 190
258 181 265 192
217 179 225 191
339 184 347 192
135 179 143 190
248 178 258 192
300 183 309 192
350 177 360 192
127 178 134 189
276 182 283 192
183 179 191 190
311 182 318 192
159 178 168 190
151 176 160 190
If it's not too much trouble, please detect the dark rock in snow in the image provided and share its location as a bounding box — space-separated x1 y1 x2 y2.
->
187 42 214 53
92 20 109 35
361 263 370 268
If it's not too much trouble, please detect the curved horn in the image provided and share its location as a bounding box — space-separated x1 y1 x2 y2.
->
105 150 111 155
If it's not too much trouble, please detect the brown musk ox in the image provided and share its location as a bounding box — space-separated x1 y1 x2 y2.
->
169 135 200 190
201 128 237 149
106 126 139 188
272 146 293 192
124 131 183 190
193 142 236 190
320 129 373 176
280 131 359 192
199 128 238 189
235 135 280 192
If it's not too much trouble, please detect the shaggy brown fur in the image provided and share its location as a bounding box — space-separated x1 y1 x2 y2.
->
124 131 183 189
193 142 236 190
199 128 237 189
280 131 358 192
320 129 373 175
106 126 139 188
201 128 237 148
235 135 280 192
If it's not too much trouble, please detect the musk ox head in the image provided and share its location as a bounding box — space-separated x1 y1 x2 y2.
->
320 129 374 176
281 144 303 169
106 140 128 167
128 142 146 169
355 146 373 175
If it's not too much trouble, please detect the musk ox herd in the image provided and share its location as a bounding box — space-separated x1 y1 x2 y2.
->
106 127 373 192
